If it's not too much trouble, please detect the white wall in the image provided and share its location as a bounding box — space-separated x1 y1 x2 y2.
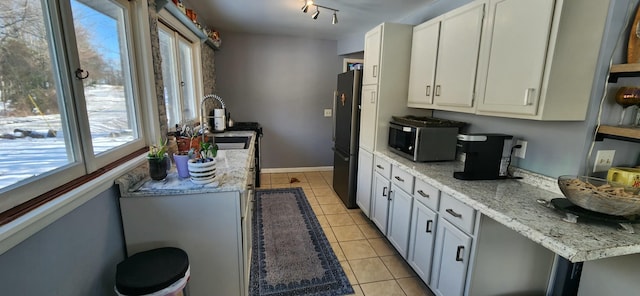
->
215 32 342 169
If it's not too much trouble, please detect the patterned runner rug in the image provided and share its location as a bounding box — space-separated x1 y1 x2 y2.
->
250 187 354 296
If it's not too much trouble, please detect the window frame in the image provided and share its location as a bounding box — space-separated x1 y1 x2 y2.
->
0 0 155 214
157 9 204 127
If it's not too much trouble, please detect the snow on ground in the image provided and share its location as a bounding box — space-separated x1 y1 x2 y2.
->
0 85 134 189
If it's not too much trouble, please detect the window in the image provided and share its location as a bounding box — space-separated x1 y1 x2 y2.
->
157 18 202 128
0 0 147 213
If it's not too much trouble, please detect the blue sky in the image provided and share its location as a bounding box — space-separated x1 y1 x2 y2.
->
71 0 121 67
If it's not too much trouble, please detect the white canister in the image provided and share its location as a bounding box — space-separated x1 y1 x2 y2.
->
213 109 226 131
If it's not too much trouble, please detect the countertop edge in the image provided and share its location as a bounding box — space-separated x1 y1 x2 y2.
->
374 150 640 262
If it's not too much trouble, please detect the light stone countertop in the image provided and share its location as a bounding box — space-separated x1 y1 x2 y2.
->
116 131 255 197
376 149 640 263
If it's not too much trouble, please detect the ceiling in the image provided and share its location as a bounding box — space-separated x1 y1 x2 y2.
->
181 0 436 41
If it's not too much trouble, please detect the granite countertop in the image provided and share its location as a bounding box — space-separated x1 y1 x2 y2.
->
116 131 255 197
375 149 640 263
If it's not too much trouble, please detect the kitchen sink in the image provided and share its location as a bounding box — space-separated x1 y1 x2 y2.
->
214 136 250 150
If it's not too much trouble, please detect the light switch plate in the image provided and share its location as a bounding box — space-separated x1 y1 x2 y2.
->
593 150 615 172
324 109 332 117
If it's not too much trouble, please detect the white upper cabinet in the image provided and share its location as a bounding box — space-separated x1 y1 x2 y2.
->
432 1 485 112
407 20 441 108
363 26 382 85
475 0 610 120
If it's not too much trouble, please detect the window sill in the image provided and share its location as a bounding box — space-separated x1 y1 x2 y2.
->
0 154 147 256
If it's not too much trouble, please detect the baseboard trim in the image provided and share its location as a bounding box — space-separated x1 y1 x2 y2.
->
262 166 333 173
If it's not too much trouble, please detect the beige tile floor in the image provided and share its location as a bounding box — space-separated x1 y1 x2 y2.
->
258 171 435 296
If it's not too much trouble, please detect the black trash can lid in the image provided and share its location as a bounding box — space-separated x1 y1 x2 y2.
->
116 247 189 295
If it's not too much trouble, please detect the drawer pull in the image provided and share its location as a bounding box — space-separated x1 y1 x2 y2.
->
425 220 433 233
456 246 464 262
417 190 429 198
426 85 431 97
394 176 405 182
373 65 378 78
376 164 384 170
446 208 462 218
435 85 441 96
388 190 393 201
382 186 388 197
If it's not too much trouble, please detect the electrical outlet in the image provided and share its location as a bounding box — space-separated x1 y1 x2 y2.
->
514 140 527 158
593 150 615 172
324 109 332 117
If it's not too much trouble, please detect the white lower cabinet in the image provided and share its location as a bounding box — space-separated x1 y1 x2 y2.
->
356 148 374 217
387 184 414 258
407 200 438 284
371 172 391 234
431 219 473 296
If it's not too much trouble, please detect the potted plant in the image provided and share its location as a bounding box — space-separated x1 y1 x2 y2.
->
187 141 218 184
147 139 169 180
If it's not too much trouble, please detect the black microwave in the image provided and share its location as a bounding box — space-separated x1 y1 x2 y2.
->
388 121 459 162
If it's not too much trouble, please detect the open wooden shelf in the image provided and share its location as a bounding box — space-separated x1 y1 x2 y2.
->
609 63 640 82
596 125 640 143
158 1 220 51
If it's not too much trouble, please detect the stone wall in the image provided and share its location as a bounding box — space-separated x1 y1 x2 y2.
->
201 44 216 95
148 0 168 137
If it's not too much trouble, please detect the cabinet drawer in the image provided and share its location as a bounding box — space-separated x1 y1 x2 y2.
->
440 193 476 234
374 156 392 179
414 178 440 211
391 165 414 194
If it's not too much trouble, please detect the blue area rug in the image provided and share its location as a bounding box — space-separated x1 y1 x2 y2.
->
250 187 354 296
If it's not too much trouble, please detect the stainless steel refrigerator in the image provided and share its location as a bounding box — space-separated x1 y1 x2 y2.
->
332 70 362 208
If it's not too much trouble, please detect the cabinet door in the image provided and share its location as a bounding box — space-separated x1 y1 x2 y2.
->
356 148 374 217
363 25 382 85
371 172 390 234
408 201 438 285
359 84 378 152
433 2 484 109
407 20 440 107
477 0 554 115
387 185 414 258
432 219 472 296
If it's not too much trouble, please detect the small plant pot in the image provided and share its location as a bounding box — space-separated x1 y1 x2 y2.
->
188 158 216 184
173 153 191 178
148 156 169 181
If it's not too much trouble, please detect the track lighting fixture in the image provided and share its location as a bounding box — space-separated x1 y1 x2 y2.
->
301 2 339 24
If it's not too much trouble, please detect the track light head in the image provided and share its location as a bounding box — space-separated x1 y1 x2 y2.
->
301 4 308 13
311 9 320 19
332 12 338 24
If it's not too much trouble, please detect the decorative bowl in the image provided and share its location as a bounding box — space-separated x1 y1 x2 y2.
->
557 175 640 216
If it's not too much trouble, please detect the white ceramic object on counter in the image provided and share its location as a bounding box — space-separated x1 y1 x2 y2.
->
188 159 216 184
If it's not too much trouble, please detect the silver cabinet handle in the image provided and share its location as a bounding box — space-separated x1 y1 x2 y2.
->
426 85 431 97
370 90 376 103
394 176 404 182
456 246 464 262
435 85 441 96
425 220 433 233
373 65 378 78
417 190 429 198
524 88 535 105
446 208 462 218
376 164 384 170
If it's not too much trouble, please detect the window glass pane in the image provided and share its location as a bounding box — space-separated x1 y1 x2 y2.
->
70 0 139 155
159 28 181 127
178 39 196 121
0 0 75 190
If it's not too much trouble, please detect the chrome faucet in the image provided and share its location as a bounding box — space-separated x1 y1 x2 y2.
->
200 94 226 143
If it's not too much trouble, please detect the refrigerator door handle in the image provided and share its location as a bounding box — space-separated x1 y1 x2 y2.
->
332 90 337 142
332 147 350 162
